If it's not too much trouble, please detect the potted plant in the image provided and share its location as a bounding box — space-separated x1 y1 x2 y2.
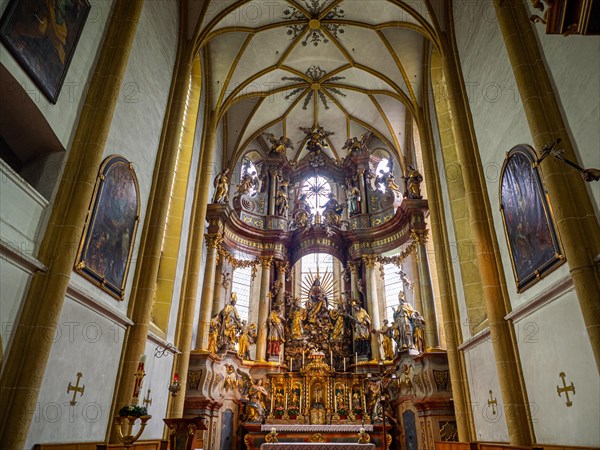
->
114 405 152 446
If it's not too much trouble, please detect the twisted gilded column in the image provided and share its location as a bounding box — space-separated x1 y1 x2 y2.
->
412 228 440 349
0 2 145 448
362 255 382 361
255 255 273 361
493 0 600 372
195 233 223 349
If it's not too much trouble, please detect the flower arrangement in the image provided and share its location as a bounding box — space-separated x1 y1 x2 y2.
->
118 405 148 418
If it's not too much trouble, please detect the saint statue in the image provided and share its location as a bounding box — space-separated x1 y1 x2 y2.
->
345 180 361 216
375 319 395 360
404 164 424 199
237 320 252 360
393 295 415 350
212 168 230 203
412 311 426 353
218 292 242 351
207 315 221 354
306 277 328 323
267 304 286 357
351 302 372 358
289 297 306 339
330 301 348 342
235 171 256 198
275 185 289 217
323 192 344 227
292 193 312 228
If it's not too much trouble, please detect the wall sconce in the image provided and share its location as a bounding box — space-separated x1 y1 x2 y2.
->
168 373 181 397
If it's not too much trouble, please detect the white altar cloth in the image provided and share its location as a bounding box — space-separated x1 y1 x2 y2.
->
260 424 373 432
261 444 375 450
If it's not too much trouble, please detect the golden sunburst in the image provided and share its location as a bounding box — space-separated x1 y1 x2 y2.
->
301 269 340 308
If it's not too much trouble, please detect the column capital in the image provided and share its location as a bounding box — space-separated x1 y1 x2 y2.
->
361 254 378 269
411 228 429 245
205 233 223 249
259 255 274 269
347 260 361 273
275 260 289 272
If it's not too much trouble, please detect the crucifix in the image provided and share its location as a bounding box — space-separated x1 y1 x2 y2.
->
557 372 575 407
143 388 153 408
67 372 85 406
487 390 497 415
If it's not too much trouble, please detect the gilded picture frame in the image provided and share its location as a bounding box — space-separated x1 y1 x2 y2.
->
499 145 564 292
0 0 91 104
75 155 140 300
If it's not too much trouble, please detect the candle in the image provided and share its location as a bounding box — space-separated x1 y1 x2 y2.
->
140 354 146 365
173 373 179 382
285 392 288 409
302 351 305 367
343 357 346 372
330 350 333 367
271 427 276 434
360 427 365 433
270 389 275 412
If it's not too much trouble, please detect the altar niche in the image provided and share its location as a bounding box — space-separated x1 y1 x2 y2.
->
267 352 369 426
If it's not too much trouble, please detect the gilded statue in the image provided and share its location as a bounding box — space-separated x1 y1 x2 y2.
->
412 311 426 353
235 171 256 197
218 292 242 351
329 301 348 342
289 297 306 339
275 185 289 216
212 168 230 203
404 164 423 199
322 192 344 227
238 320 253 360
207 315 221 354
393 298 414 351
238 371 269 422
267 304 286 357
306 277 328 323
351 302 372 357
222 272 231 292
292 193 312 228
374 319 395 360
342 132 370 154
385 173 402 196
264 133 293 154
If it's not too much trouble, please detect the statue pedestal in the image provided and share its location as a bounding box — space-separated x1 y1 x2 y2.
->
163 417 207 450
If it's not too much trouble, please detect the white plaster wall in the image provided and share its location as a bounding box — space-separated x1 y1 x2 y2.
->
452 0 575 311
0 258 32 356
462 337 509 442
0 0 114 148
139 339 174 440
514 288 600 447
74 0 178 315
25 296 127 448
526 3 600 215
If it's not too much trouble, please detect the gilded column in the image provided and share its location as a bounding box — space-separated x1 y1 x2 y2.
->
440 43 533 444
195 232 223 349
362 255 382 361
255 255 273 361
0 2 145 448
493 0 600 372
412 228 440 349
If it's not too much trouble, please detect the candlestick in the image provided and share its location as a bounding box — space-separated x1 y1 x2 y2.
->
291 357 294 371
285 392 288 409
270 388 275 413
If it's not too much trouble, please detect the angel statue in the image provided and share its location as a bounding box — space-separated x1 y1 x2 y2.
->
237 370 269 422
342 132 371 154
264 133 294 155
299 125 334 156
403 164 424 199
212 168 230 203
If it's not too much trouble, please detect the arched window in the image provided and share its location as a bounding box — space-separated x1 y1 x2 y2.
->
231 266 252 322
375 158 391 192
301 175 332 215
383 262 404 323
240 156 259 197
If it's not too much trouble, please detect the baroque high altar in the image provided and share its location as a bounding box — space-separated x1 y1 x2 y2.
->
183 129 455 450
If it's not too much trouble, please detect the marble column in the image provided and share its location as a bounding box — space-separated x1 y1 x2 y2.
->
358 169 368 214
362 255 382 361
413 229 440 349
255 255 273 361
493 0 600 372
196 233 223 349
212 252 225 316
0 2 145 448
348 261 360 301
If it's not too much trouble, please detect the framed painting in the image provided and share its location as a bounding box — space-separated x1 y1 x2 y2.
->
499 145 565 292
0 0 91 104
75 155 140 300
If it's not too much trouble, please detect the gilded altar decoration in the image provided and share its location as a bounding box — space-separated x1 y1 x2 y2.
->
75 155 140 300
217 293 242 352
403 165 424 199
500 145 564 291
212 168 230 204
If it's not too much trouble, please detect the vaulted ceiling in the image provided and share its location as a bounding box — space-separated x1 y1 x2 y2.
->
188 0 445 169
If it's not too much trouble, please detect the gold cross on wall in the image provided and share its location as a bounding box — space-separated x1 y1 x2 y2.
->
557 372 575 407
143 388 153 408
487 390 497 415
67 372 85 406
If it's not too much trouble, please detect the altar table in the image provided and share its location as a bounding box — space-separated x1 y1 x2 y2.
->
261 444 375 450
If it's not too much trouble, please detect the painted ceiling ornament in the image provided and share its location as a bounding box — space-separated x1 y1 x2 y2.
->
282 0 345 47
282 66 346 110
